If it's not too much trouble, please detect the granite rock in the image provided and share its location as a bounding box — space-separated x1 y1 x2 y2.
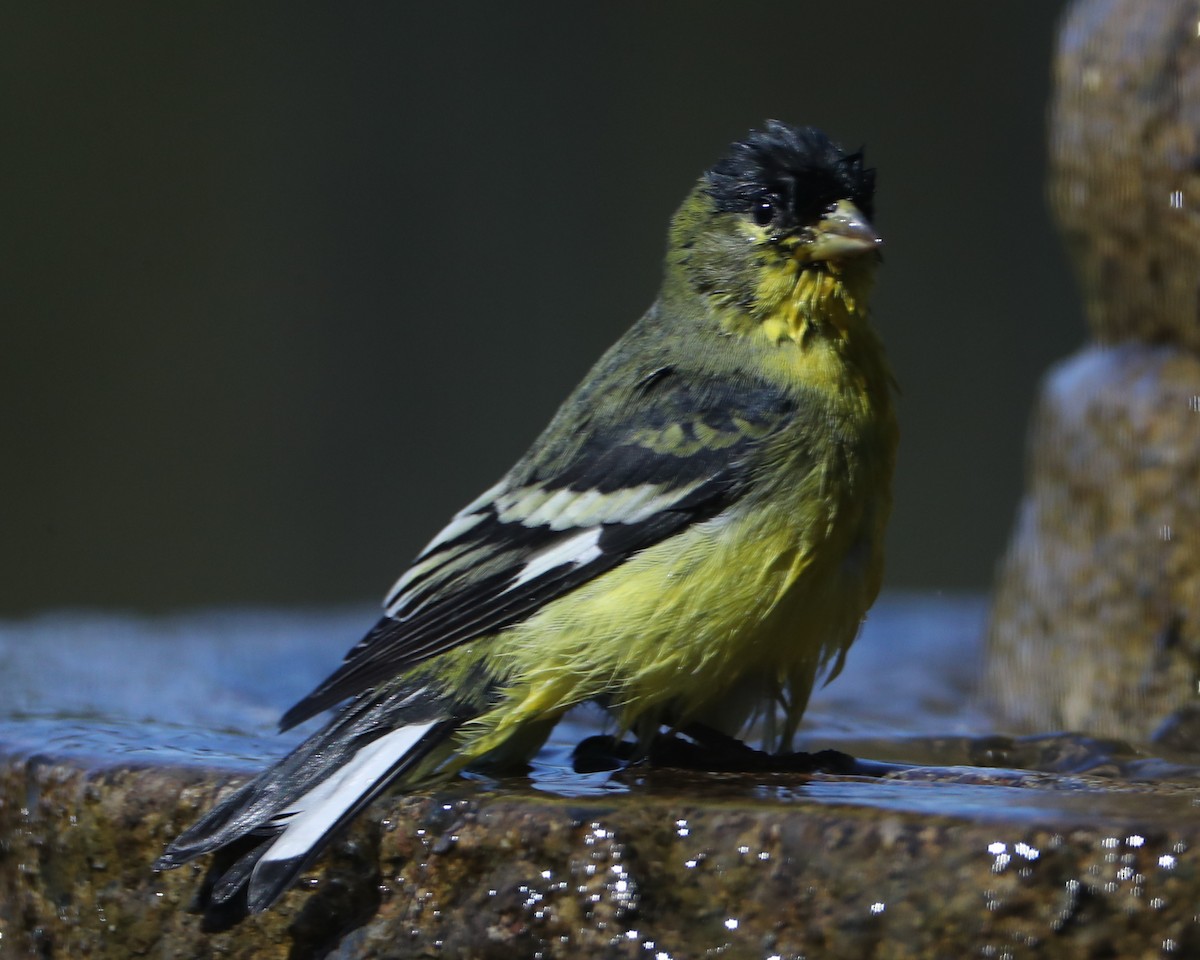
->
4 751 1200 959
987 0 1200 740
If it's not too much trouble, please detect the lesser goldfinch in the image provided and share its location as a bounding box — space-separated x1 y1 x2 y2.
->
156 121 897 923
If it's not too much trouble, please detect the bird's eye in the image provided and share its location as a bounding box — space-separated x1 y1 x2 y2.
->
752 200 775 228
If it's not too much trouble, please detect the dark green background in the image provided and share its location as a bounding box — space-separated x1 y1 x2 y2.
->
3 2 1078 613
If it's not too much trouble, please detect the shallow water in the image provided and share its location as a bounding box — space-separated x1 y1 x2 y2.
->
0 594 983 764
3 593 1196 826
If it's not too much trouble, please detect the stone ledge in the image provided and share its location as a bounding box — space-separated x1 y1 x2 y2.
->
3 751 1200 959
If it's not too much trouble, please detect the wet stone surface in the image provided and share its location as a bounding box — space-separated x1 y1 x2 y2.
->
4 602 1197 958
4 747 1200 959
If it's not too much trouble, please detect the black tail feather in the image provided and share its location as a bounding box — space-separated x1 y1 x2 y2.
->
242 717 458 915
157 688 460 926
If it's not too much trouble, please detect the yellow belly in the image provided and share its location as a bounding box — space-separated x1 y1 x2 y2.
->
452 308 895 761
461 465 883 757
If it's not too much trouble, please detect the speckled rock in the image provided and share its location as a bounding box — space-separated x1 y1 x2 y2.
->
1050 0 1200 347
5 750 1200 959
985 344 1200 738
986 0 1200 740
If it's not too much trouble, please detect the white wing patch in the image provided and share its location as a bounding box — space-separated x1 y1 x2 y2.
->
255 721 437 868
507 527 603 590
495 486 555 525
382 477 708 614
511 488 579 528
496 481 705 530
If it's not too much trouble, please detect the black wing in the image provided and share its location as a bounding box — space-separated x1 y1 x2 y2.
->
280 368 797 730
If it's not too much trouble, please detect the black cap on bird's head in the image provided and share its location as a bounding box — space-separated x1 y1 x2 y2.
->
704 121 875 233
666 121 881 331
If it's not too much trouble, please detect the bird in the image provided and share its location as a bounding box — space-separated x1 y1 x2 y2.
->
154 120 897 926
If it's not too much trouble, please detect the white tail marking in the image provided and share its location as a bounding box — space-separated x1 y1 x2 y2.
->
255 721 437 867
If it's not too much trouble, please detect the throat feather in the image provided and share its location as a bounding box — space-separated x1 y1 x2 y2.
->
756 266 862 346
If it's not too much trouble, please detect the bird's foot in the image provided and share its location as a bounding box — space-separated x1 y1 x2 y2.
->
572 725 875 776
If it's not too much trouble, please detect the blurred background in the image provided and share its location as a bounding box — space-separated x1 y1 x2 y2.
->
2 2 1078 614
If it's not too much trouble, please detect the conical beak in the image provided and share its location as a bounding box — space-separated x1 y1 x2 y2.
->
804 200 881 262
